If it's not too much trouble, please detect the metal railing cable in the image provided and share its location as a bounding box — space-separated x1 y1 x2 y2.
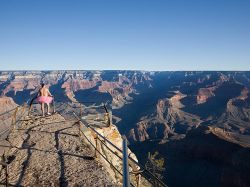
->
93 124 166 186
73 112 136 187
44 100 167 186
6 97 167 187
71 108 168 187
0 104 30 187
79 121 167 187
0 107 19 118
0 105 28 140
78 123 124 177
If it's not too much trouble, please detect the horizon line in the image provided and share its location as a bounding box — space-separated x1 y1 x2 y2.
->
1 69 250 72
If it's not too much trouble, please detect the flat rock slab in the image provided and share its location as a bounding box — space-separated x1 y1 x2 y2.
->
0 114 115 186
0 140 10 157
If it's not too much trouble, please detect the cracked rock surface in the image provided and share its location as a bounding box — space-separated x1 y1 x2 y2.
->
0 114 115 186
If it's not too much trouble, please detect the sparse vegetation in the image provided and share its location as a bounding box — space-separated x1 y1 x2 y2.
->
145 151 165 187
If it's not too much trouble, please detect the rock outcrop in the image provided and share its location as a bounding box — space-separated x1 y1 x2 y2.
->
214 87 250 135
0 96 17 114
0 114 116 186
196 73 230 104
0 96 18 137
0 97 18 156
128 91 202 143
196 87 216 104
79 123 150 186
0 71 153 108
0 102 150 186
1 70 250 186
174 126 250 187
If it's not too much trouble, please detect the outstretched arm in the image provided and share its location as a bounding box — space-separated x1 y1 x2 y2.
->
37 89 41 97
48 89 53 97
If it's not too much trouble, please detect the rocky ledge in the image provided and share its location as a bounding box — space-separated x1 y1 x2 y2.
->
0 114 115 186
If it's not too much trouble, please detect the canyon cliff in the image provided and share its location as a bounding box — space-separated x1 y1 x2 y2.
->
1 71 250 186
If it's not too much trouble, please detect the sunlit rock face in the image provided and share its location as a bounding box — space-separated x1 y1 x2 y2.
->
80 123 150 186
0 70 153 107
197 87 216 104
128 91 201 143
1 71 250 139
0 96 17 114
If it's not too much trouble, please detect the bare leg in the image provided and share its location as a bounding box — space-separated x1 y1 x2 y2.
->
47 103 50 114
41 103 45 117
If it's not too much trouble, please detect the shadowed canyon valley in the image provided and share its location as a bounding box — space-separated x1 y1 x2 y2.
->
1 71 250 187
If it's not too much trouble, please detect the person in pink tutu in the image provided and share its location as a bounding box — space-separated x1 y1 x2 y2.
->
37 83 53 116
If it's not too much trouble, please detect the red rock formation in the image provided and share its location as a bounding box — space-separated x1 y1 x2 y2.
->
196 73 230 104
98 81 119 92
196 87 216 104
0 71 153 110
131 122 150 142
129 91 201 143
217 87 250 134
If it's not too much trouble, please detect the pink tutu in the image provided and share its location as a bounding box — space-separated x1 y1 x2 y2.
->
37 96 53 104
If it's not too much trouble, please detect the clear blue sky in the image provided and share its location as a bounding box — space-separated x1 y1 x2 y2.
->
0 0 249 71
